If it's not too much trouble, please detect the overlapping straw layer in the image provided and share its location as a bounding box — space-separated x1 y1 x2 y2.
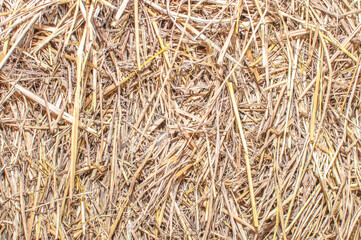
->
1 0 361 239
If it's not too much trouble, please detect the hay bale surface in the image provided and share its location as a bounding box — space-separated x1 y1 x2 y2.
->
1 0 361 239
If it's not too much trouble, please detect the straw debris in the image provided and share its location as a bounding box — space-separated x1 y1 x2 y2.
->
1 0 361 239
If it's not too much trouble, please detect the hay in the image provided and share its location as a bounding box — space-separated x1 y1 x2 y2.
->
1 0 361 239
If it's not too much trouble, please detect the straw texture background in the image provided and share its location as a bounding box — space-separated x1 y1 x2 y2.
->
1 0 361 239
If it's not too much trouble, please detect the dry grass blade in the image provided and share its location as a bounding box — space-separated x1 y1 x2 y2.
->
227 81 258 228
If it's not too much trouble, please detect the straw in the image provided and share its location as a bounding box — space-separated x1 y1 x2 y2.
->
1 0 361 239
